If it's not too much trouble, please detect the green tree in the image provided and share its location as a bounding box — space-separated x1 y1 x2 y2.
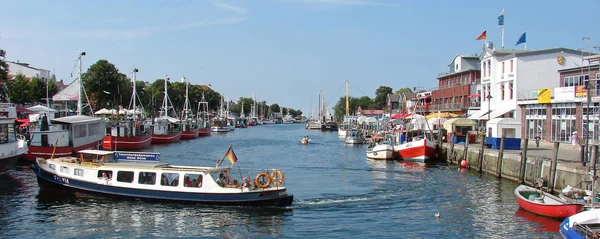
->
29 77 47 103
269 104 280 114
0 48 8 102
374 86 393 111
7 74 30 104
395 87 413 95
48 76 59 97
82 59 127 110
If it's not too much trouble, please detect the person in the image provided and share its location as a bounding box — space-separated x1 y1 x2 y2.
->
195 175 203 187
302 136 307 144
216 173 225 187
184 176 192 187
571 131 580 151
534 135 541 149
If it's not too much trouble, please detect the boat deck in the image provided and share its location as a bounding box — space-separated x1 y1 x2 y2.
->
574 223 600 237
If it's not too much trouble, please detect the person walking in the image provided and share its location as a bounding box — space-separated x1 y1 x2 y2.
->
571 131 580 151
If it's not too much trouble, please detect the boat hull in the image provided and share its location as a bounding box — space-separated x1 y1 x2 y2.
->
515 185 583 219
198 128 211 137
0 154 21 175
394 139 436 163
211 126 230 132
22 141 101 162
181 129 200 139
33 164 293 207
560 208 600 239
151 131 182 144
102 134 152 151
366 145 394 160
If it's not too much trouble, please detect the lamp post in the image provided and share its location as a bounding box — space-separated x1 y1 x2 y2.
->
487 94 493 134
583 37 591 166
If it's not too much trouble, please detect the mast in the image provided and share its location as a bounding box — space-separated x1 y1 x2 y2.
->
345 80 349 116
132 67 138 135
161 74 169 118
182 76 190 120
77 52 86 115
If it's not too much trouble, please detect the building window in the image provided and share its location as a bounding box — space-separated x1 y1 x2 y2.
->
487 61 491 77
509 82 514 100
502 62 505 74
510 60 513 72
500 84 505 100
483 62 486 77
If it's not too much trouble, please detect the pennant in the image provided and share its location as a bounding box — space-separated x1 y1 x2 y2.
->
476 31 487 41
498 10 504 27
516 32 526 46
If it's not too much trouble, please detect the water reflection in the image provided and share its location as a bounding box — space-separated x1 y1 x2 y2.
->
514 207 561 233
34 195 291 238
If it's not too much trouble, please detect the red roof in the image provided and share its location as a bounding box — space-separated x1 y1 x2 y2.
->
358 109 384 115
16 106 34 114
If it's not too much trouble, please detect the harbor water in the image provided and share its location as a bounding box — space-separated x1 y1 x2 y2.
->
1 124 561 238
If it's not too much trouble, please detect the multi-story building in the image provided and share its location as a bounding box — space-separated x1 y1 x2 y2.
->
7 61 52 80
468 45 586 128
386 92 416 117
431 55 481 116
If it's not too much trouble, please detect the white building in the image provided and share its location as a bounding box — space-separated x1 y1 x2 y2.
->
468 45 587 122
7 61 52 80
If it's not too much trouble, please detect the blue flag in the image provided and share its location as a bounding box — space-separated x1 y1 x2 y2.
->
516 32 526 46
498 13 504 27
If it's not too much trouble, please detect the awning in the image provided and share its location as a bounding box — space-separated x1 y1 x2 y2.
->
16 106 34 114
469 94 481 98
489 108 514 119
467 109 490 120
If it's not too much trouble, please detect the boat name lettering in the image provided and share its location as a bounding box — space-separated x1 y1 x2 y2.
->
53 175 69 184
113 152 160 161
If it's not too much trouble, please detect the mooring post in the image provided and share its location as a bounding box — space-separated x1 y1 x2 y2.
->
519 138 529 184
592 145 598 168
449 132 455 163
463 134 470 163
497 134 505 178
580 144 586 166
478 134 485 172
547 142 560 194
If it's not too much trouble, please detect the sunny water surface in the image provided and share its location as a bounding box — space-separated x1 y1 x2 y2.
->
0 124 561 238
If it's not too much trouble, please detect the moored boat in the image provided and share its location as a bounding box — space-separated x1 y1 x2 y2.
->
560 208 600 238
197 94 212 137
180 77 200 140
514 184 583 219
151 75 182 144
366 142 394 160
0 103 28 174
393 138 436 163
32 148 293 206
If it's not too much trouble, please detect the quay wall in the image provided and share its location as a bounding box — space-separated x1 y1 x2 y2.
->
439 143 594 192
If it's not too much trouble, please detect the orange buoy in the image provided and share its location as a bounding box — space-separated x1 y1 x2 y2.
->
460 160 467 168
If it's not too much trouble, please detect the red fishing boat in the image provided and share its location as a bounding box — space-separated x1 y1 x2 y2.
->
393 138 436 163
514 184 584 219
180 77 200 140
151 75 182 144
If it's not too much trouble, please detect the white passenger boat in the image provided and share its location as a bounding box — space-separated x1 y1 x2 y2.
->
366 143 394 160
33 148 293 206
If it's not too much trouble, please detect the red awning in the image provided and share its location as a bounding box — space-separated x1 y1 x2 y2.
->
16 106 34 114
390 113 412 119
469 94 481 98
15 118 29 126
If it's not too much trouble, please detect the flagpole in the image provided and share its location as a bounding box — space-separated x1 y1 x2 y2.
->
524 31 527 50
216 144 233 168
500 9 505 49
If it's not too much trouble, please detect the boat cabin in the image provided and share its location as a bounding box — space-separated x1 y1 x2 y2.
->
30 115 105 147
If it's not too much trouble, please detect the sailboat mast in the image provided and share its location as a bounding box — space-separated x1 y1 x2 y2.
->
132 68 138 123
77 52 86 115
345 80 349 116
183 76 189 119
162 74 169 118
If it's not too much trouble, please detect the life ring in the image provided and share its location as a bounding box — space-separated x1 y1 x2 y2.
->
270 170 284 186
254 172 271 189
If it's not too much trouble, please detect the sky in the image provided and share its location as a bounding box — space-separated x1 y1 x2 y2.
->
1 0 599 115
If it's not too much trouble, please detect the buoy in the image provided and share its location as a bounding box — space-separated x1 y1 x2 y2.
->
460 160 467 168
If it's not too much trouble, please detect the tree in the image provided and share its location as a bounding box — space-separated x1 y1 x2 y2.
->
6 74 30 104
0 48 9 102
269 104 280 114
82 59 127 110
29 77 46 103
395 87 413 96
374 86 393 110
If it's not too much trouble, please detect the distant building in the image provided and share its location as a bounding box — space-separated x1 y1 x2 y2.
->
356 107 384 118
431 54 481 116
386 92 416 116
6 61 52 80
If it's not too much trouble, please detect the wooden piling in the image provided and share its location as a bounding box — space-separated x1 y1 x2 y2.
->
519 138 529 184
478 134 485 172
592 145 598 167
547 142 559 194
497 135 505 178
449 132 454 163
463 135 470 163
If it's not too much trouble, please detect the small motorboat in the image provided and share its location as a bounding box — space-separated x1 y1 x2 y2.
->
366 142 394 160
560 185 596 209
514 184 584 219
560 208 600 238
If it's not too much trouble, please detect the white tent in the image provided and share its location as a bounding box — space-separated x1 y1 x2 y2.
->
427 118 448 131
357 116 368 124
27 104 57 113
366 117 377 123
487 118 521 138
52 79 80 101
95 108 117 115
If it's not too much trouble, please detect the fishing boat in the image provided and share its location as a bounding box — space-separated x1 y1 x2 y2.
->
151 75 182 144
559 185 596 209
366 142 394 160
514 184 583 219
24 52 105 162
32 148 293 206
197 94 211 136
180 77 199 139
102 68 152 150
211 96 231 132
0 103 28 174
393 138 436 163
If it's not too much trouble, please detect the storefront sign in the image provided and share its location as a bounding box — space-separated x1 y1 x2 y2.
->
576 85 587 97
554 87 575 101
537 88 551 104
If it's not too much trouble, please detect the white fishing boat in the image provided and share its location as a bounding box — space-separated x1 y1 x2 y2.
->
366 142 394 160
0 103 28 174
211 96 231 132
32 147 293 206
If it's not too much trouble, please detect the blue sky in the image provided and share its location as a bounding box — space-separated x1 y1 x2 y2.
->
1 0 599 115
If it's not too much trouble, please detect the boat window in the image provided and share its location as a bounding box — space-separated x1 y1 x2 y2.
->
60 166 69 174
74 168 84 176
138 172 156 185
160 173 179 187
117 171 134 183
74 124 87 138
98 170 113 180
183 173 203 188
49 164 56 171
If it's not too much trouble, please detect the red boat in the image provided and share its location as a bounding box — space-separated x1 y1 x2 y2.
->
22 115 105 162
152 130 182 144
393 138 436 163
102 133 152 150
514 184 584 219
198 128 211 137
181 128 199 139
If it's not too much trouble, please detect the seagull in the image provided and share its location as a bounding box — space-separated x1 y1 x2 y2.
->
435 212 440 218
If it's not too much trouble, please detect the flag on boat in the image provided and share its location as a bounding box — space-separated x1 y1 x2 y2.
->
225 147 238 165
476 30 487 40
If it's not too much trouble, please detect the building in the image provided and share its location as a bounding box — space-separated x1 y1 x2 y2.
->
356 107 384 118
468 46 587 129
386 92 416 116
518 56 599 143
431 55 481 116
6 61 52 80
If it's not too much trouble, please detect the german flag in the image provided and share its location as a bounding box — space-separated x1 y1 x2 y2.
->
225 147 238 165
476 30 487 41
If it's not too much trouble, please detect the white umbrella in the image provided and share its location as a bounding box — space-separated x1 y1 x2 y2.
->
95 108 116 115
